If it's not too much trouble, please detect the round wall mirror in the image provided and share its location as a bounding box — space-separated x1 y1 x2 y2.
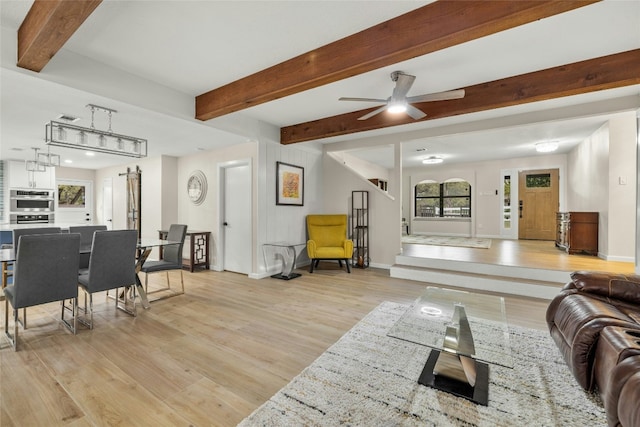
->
187 170 207 205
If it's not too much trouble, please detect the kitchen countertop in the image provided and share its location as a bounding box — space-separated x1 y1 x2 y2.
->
0 223 99 231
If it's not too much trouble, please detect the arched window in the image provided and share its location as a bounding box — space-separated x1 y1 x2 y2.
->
414 178 471 218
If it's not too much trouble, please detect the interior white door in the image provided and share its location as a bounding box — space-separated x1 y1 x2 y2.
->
55 179 93 224
103 178 113 230
223 163 251 274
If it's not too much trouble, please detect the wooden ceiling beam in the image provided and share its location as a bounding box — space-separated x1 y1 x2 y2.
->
195 0 598 122
17 0 102 72
280 49 640 144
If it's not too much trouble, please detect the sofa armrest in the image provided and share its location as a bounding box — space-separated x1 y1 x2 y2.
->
343 239 353 257
307 240 317 258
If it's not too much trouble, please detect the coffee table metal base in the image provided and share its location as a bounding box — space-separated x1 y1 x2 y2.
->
271 272 302 280
418 350 489 406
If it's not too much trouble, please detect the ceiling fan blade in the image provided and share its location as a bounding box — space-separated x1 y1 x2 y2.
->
357 105 388 120
339 97 387 103
406 89 465 103
406 104 426 120
391 72 415 100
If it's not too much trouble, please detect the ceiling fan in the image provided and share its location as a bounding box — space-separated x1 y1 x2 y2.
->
339 71 465 121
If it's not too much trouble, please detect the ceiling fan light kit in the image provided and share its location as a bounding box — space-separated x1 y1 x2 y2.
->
387 100 408 114
339 70 465 121
422 156 444 165
45 104 147 158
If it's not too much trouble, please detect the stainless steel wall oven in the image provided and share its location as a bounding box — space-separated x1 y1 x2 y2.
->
9 189 55 223
9 189 55 213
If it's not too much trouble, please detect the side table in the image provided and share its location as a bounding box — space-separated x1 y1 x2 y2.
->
263 242 305 280
158 230 210 272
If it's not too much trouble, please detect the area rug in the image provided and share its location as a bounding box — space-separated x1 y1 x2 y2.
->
238 302 605 426
402 234 492 249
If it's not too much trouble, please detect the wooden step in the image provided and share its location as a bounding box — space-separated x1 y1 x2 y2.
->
390 262 567 300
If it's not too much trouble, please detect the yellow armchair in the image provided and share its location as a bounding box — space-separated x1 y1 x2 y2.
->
306 214 353 273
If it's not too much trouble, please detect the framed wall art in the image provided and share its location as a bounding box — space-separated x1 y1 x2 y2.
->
276 161 304 206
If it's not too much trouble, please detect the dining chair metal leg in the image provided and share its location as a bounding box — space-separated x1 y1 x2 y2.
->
143 270 185 300
4 300 18 351
61 298 77 334
114 286 137 317
76 291 92 329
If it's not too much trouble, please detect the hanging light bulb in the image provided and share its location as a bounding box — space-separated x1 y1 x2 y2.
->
77 130 88 145
117 138 124 151
98 134 107 148
57 125 67 141
132 141 141 154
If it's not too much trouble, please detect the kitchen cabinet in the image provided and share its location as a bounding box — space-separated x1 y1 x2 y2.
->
555 212 598 255
7 160 55 189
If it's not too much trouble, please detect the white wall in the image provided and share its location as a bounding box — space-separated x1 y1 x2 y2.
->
607 114 637 261
332 151 391 182
176 139 322 277
94 155 176 259
323 144 401 268
177 141 257 272
567 112 637 261
403 154 567 238
257 141 323 276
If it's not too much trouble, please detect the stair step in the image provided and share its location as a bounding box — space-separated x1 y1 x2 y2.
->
390 263 567 300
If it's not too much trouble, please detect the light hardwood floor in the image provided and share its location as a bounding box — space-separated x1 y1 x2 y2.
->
402 238 635 273
1 240 628 426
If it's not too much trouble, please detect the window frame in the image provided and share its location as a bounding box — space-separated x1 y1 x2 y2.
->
414 179 472 219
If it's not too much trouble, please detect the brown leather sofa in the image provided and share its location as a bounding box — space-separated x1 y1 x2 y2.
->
546 271 640 427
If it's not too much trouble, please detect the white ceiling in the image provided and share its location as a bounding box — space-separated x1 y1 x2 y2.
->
1 0 639 170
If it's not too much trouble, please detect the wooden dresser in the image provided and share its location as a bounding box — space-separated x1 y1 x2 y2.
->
555 212 598 255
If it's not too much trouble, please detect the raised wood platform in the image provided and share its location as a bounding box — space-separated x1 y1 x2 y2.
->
391 239 635 299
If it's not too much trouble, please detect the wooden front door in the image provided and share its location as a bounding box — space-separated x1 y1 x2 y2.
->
518 169 559 240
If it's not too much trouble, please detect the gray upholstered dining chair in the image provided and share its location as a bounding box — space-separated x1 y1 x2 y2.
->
12 227 62 249
141 224 187 298
3 233 80 351
77 229 138 328
9 227 62 328
69 225 108 270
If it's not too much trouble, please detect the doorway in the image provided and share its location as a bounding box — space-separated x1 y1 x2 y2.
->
103 178 113 229
518 169 559 240
220 160 252 274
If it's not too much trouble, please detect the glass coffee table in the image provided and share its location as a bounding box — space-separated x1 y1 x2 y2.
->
388 287 512 405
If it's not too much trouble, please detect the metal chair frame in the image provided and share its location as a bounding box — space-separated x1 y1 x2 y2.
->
143 224 187 301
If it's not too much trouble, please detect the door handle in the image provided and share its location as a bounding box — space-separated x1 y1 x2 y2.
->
519 200 523 218
223 222 228 226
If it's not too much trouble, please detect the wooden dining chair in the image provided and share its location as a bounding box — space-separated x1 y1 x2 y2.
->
141 224 187 299
3 233 80 351
77 229 138 328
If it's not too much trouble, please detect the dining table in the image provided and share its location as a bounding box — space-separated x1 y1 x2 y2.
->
1 238 181 310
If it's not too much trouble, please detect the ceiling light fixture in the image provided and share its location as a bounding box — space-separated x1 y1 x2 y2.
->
387 99 407 114
535 141 559 153
422 156 444 164
25 146 60 187
45 104 147 158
